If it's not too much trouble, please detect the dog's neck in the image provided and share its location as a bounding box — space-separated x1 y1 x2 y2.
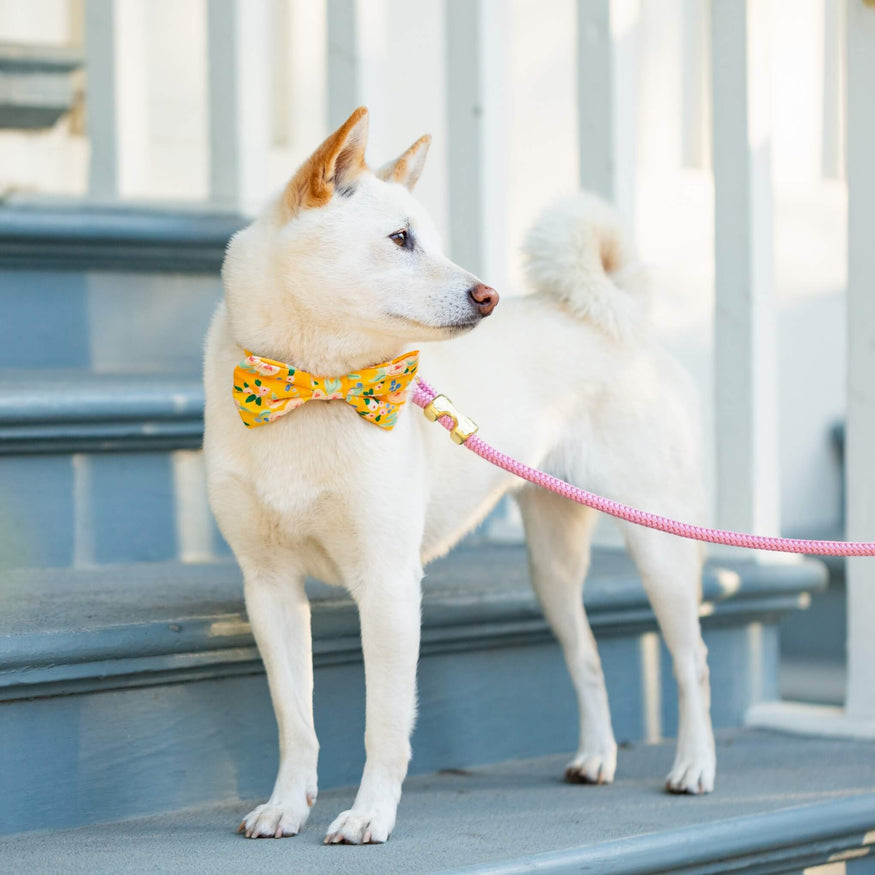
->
261 339 407 378
228 307 407 377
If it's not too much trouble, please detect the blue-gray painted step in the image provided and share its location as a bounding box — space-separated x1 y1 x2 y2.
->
0 203 242 272
0 548 825 836
1 730 873 874
0 547 823 698
0 374 204 454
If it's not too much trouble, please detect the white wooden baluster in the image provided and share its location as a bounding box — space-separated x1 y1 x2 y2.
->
446 0 513 540
577 0 639 224
84 0 118 199
327 0 359 130
445 0 507 285
114 0 147 198
822 0 846 181
207 0 272 211
710 0 780 542
577 0 614 201
207 0 241 207
845 0 875 723
287 0 328 156
681 0 710 169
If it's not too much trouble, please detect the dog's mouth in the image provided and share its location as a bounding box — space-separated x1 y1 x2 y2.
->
385 312 481 334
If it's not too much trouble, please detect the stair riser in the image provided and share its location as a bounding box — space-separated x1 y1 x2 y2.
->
0 269 221 373
0 621 776 836
0 452 230 570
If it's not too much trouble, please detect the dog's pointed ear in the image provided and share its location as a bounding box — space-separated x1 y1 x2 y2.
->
283 107 369 215
376 134 431 190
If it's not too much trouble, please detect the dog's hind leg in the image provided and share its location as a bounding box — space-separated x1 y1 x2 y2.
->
619 524 715 794
517 487 618 784
239 560 319 838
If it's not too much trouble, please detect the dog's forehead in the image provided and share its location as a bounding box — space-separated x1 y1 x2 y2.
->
338 174 439 239
356 173 423 216
275 172 438 245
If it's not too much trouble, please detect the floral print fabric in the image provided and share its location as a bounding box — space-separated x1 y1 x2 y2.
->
232 350 420 430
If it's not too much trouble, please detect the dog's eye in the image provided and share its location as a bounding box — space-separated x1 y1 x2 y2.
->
389 229 409 248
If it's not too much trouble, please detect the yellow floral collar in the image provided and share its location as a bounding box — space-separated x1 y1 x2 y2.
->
232 350 419 430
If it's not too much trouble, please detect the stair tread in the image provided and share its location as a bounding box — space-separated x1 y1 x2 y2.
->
0 371 203 422
0 547 827 697
1 729 873 874
0 547 824 638
0 371 205 453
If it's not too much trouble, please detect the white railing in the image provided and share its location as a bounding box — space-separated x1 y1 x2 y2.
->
711 0 780 541
844 0 875 725
83 0 117 199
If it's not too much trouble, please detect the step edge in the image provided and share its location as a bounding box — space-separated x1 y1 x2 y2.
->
0 203 245 274
0 593 809 702
453 792 875 875
0 550 825 699
0 552 823 660
0 379 205 454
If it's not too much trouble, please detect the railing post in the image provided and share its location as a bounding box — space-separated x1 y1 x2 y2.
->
445 0 507 286
446 0 512 540
84 0 118 199
822 0 846 180
710 0 780 540
681 0 710 169
576 0 639 223
207 0 241 208
327 0 359 130
207 0 271 211
114 0 147 197
845 0 875 722
577 0 614 201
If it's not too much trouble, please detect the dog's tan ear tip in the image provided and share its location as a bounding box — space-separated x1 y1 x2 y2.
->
332 106 369 141
341 107 370 146
408 134 431 156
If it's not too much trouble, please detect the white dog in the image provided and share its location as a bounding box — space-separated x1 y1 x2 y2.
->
203 107 715 844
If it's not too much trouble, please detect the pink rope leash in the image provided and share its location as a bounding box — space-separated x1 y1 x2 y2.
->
411 377 875 558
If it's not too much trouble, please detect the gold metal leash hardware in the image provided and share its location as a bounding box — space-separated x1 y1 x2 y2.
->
422 394 479 445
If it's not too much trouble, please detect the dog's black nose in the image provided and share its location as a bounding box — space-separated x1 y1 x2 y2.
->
469 283 499 316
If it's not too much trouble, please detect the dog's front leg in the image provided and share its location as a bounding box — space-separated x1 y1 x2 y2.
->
325 563 422 844
240 562 319 838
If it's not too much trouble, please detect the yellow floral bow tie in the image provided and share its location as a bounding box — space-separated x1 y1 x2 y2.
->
232 350 420 430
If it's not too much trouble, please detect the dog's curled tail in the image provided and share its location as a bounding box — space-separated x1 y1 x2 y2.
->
522 192 648 341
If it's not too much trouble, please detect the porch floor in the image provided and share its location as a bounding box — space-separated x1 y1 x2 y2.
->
4 729 874 874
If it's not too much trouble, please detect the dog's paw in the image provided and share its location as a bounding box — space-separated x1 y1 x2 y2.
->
324 809 391 845
238 792 315 839
665 751 716 795
564 745 617 785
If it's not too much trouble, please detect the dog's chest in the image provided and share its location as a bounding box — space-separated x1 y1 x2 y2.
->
248 408 364 508
241 402 423 571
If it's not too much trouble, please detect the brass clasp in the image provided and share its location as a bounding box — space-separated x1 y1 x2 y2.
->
422 394 479 445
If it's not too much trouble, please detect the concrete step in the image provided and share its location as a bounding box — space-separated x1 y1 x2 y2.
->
0 547 825 836
1 730 873 874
